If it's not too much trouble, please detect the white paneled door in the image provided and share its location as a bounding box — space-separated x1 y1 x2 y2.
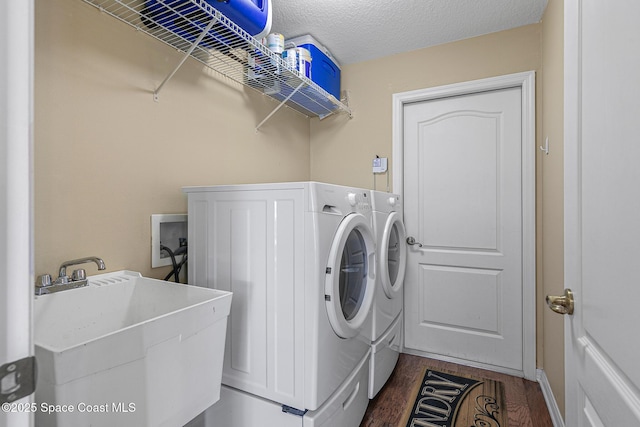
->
563 1 640 425
398 75 535 378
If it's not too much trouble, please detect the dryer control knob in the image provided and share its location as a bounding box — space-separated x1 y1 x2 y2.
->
347 193 357 206
388 197 397 207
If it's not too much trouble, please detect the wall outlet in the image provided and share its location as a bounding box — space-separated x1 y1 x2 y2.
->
151 214 187 268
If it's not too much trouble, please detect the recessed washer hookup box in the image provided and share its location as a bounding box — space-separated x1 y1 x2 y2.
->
287 34 341 100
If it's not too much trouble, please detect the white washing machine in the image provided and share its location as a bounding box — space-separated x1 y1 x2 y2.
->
183 182 376 426
364 190 407 399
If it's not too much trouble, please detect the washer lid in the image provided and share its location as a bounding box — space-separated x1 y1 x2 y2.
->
325 213 376 339
380 211 407 299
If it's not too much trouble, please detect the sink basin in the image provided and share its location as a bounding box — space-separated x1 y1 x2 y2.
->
34 270 232 427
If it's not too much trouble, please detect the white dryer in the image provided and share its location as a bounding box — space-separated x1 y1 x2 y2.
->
183 182 376 426
365 190 407 398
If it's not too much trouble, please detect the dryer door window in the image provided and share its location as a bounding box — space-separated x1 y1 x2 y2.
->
325 213 376 339
380 211 407 299
339 228 368 321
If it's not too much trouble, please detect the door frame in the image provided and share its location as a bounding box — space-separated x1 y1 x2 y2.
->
1 0 34 424
391 71 537 380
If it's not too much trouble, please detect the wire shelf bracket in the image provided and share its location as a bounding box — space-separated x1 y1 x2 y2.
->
255 81 305 132
154 17 217 102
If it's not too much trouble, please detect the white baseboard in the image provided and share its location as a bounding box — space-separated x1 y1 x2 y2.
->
536 369 565 427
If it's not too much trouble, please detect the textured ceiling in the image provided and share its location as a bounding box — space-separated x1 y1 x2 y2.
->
271 0 548 66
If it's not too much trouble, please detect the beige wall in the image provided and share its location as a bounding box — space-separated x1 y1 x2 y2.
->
35 0 311 280
310 24 542 189
311 19 565 415
541 0 565 416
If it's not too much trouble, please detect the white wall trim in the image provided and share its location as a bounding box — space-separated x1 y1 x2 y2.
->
0 0 34 363
0 0 34 426
537 369 566 427
392 71 537 380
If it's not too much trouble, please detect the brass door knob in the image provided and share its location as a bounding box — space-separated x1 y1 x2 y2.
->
546 288 574 315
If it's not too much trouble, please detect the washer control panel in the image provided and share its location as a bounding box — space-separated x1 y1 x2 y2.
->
347 191 371 212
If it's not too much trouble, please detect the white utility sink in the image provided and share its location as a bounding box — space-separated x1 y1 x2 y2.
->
34 270 232 427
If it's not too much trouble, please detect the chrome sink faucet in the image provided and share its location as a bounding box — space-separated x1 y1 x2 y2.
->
58 256 106 279
35 256 106 295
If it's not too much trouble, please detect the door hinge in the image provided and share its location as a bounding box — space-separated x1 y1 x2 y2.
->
1 356 37 404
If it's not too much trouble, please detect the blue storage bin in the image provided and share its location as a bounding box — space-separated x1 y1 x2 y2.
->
205 0 272 39
143 0 220 48
143 0 271 48
286 35 341 100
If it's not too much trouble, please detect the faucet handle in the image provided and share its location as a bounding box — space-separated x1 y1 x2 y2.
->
36 274 52 288
71 269 87 281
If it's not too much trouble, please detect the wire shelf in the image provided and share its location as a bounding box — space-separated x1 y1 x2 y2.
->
82 0 352 127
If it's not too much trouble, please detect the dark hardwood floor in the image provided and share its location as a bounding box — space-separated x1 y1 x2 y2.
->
360 353 554 427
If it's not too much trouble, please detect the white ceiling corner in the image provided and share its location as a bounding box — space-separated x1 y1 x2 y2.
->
271 0 548 66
